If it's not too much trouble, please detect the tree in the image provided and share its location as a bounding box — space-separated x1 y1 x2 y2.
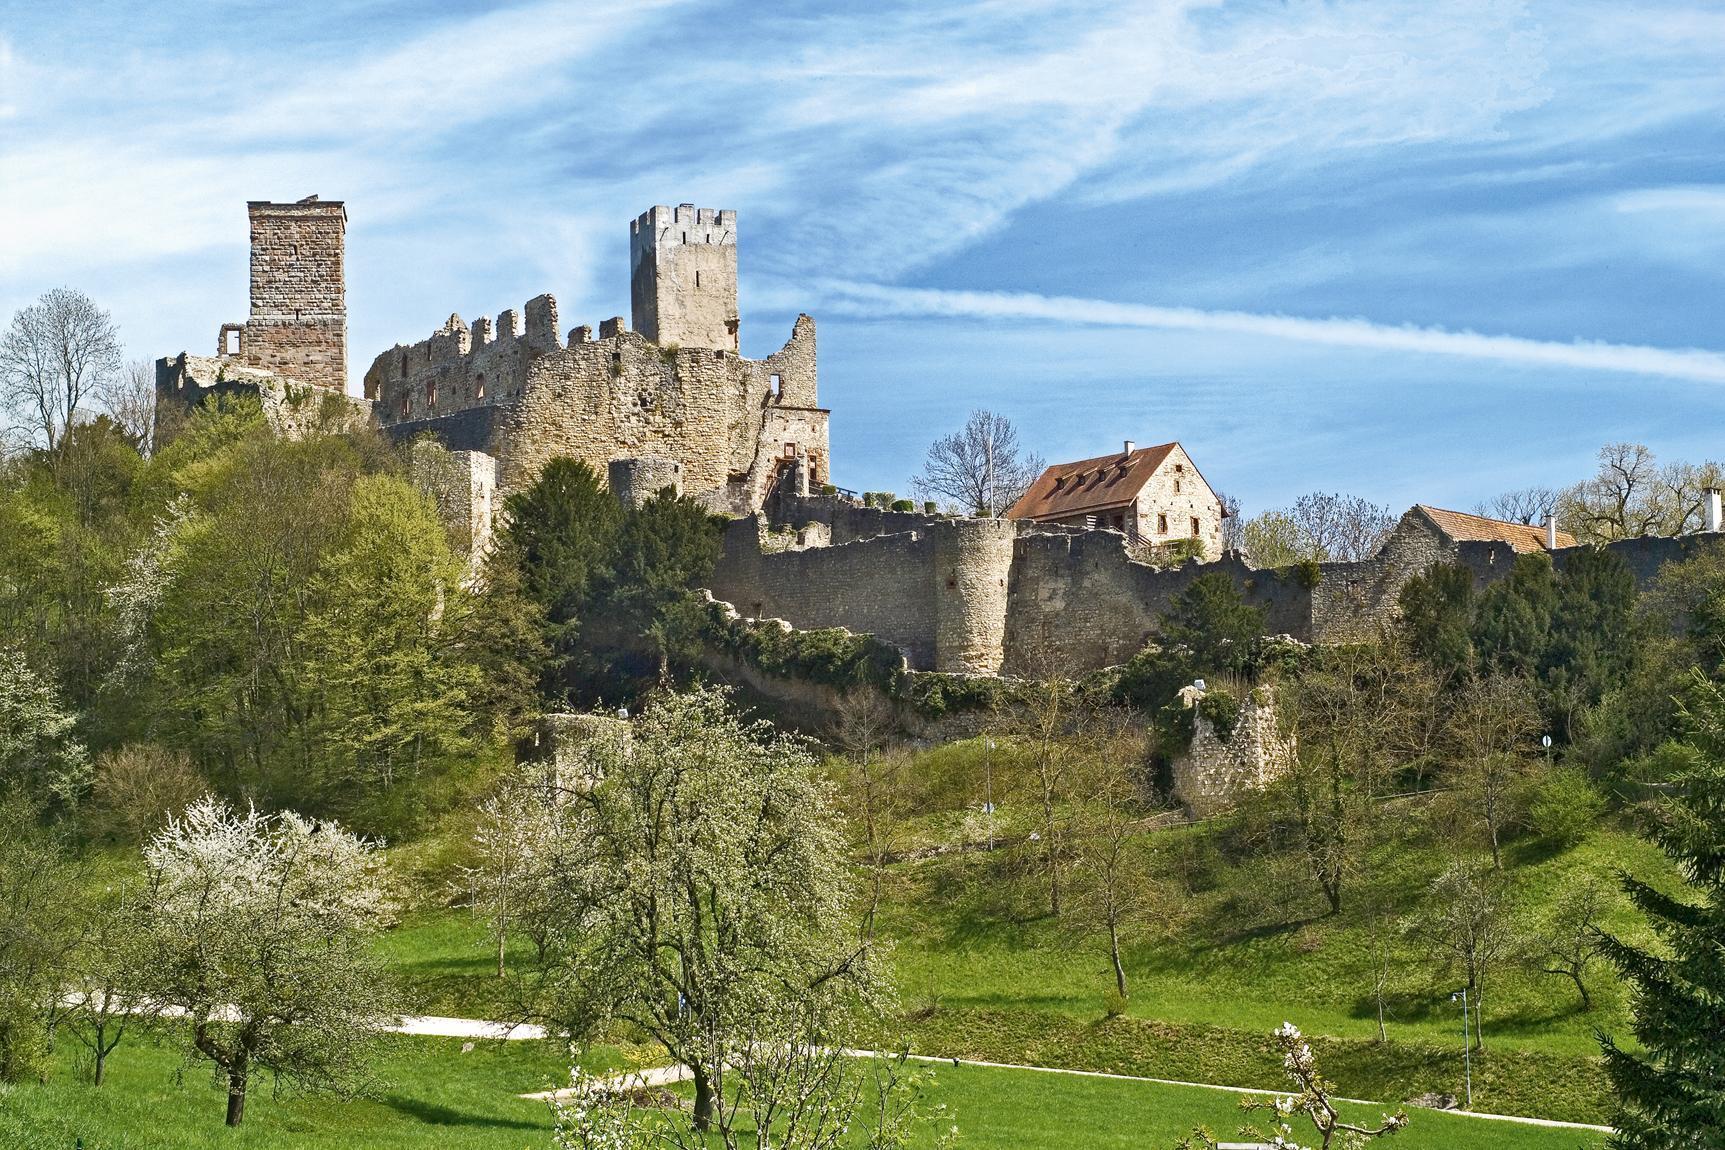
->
1535 874 1615 1012
1179 1022 1407 1149
87 742 207 843
0 288 122 450
1240 492 1396 566
466 767 564 976
830 689 907 939
62 884 152 1086
528 688 879 1135
1557 442 1725 543
0 796 85 1084
1397 562 1474 684
1069 746 1171 1002
1474 485 1560 527
497 457 621 650
911 409 1044 517
1414 861 1517 1051
100 359 158 456
1446 674 1540 869
1158 571 1266 678
1217 491 1245 552
0 645 90 809
1596 672 1725 1148
139 798 395 1126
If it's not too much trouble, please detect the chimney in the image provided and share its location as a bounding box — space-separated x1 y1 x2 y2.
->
1123 440 1136 456
1544 510 1559 551
1707 488 1722 533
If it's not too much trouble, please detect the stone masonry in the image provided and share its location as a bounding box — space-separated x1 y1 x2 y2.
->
630 204 739 352
1171 682 1295 817
222 196 348 393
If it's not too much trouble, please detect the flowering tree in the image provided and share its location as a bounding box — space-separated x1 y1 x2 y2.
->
0 644 89 808
138 798 396 1126
1180 1022 1407 1150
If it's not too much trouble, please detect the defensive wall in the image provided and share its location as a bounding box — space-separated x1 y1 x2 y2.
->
711 497 1723 677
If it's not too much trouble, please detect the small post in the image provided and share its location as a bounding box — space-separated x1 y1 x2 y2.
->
1451 989 1473 1109
983 737 996 850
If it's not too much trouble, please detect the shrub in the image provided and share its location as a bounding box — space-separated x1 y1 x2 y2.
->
89 743 207 843
1102 990 1129 1018
1293 558 1323 589
924 501 938 514
1196 690 1242 742
1529 766 1607 847
820 483 837 497
891 499 916 513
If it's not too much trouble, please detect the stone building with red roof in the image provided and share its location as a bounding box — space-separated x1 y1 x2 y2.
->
1005 440 1228 560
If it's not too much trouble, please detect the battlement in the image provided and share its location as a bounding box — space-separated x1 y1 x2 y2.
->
630 203 740 352
630 203 738 244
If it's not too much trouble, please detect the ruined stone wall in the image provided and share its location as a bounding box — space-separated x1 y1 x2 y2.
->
223 198 347 393
1171 685 1295 817
407 440 497 561
1002 533 1313 673
768 493 949 544
366 307 824 512
709 517 940 668
155 353 370 442
1307 511 1452 643
608 457 683 508
630 204 739 352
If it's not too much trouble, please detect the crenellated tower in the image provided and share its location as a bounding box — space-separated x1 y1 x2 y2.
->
629 204 738 352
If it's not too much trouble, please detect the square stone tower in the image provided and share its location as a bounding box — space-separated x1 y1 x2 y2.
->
232 195 347 392
629 204 738 352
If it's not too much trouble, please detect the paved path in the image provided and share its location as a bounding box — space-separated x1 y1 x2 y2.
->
498 1031 1612 1134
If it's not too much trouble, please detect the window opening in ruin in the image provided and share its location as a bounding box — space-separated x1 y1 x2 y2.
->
1174 479 1181 494
695 271 701 287
714 349 724 360
682 231 688 243
400 353 409 377
1157 513 1168 534
425 381 436 409
784 443 797 458
225 329 240 355
1174 463 1185 472
770 373 782 397
400 396 409 418
475 374 485 399
290 243 298 258
1190 517 1200 537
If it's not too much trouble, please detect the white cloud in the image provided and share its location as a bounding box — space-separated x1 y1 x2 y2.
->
813 280 1725 384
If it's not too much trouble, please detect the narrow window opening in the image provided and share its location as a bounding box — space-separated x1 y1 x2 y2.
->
400 352 409 377
425 380 436 409
475 373 486 399
1157 514 1168 534
695 270 701 288
784 442 797 459
681 231 688 243
400 396 409 418
225 329 240 355
1174 479 1181 494
1190 517 1201 537
290 242 299 258
770 373 782 398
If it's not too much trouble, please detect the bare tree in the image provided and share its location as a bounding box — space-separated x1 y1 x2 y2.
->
100 359 158 455
1535 874 1615 1011
830 689 906 939
1553 442 1725 542
1447 674 1540 870
1217 492 1245 552
911 409 1045 517
1069 741 1174 1002
0 288 122 450
1241 492 1395 566
1473 485 1559 526
1415 861 1518 1051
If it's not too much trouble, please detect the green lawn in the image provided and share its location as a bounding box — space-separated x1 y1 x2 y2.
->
0 1035 1605 1150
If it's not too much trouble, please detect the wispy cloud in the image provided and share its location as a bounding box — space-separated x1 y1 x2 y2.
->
814 281 1725 384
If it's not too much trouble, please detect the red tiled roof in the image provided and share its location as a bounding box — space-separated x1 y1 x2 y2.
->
1007 443 1179 521
1417 505 1575 552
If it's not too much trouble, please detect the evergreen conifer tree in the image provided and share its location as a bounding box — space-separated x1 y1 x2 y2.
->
1597 671 1725 1147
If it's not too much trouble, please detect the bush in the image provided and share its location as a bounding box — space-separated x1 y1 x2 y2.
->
1196 690 1242 742
924 501 938 514
891 499 916 513
1293 558 1323 589
1103 990 1129 1018
89 743 207 843
1529 766 1607 847
820 483 837 497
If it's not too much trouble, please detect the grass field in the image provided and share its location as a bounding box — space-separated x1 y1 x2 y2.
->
0 1034 1607 1150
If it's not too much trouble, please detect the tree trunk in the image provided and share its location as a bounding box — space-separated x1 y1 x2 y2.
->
1109 920 1128 998
225 1058 249 1127
496 922 507 978
93 1043 107 1087
692 1063 715 1132
1572 971 1592 1011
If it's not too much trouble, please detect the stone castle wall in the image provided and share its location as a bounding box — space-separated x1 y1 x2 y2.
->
363 309 827 511
1172 684 1295 817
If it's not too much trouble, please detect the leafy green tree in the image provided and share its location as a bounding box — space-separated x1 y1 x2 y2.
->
139 797 395 1127
0 796 84 1083
528 688 879 1135
1597 672 1725 1148
603 487 725 627
1397 561 1473 683
297 474 488 827
1471 551 1556 679
1158 572 1266 677
1544 546 1636 741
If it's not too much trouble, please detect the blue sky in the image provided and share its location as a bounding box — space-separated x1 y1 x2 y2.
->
2 0 1723 514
